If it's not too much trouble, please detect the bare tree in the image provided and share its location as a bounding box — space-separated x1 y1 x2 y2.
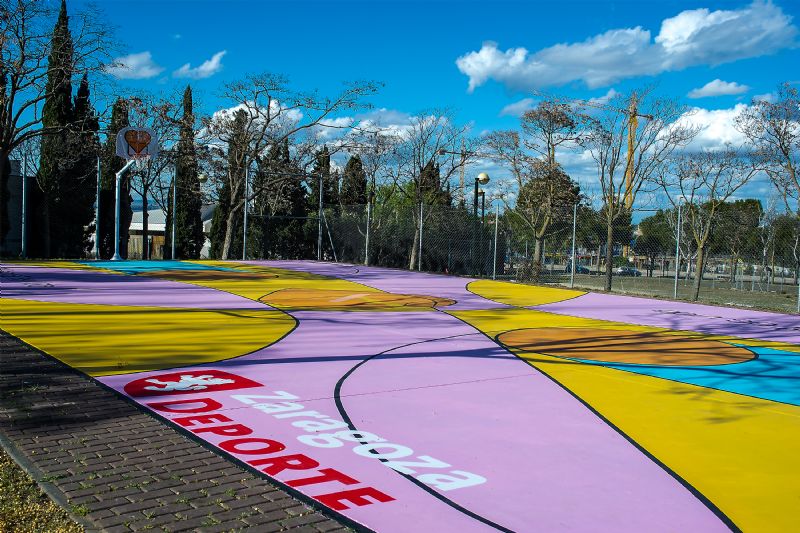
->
122 94 182 259
0 0 113 203
581 88 698 290
388 110 477 269
735 83 800 215
657 148 758 300
203 73 379 259
487 101 584 279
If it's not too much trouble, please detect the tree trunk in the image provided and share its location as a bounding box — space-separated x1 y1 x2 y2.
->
408 222 419 270
533 236 544 280
729 255 737 286
221 207 238 260
692 244 706 301
142 186 149 260
604 220 614 291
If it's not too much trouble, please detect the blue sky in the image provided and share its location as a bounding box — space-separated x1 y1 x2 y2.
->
82 0 799 207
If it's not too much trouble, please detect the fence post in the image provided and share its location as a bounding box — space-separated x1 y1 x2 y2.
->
242 166 249 261
797 275 799 314
317 174 323 261
21 157 28 259
171 166 177 260
364 201 371 266
673 204 681 299
570 202 577 288
92 157 100 259
418 202 423 272
492 203 499 280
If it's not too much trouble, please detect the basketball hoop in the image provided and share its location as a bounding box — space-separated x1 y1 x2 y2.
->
110 126 159 261
116 126 159 162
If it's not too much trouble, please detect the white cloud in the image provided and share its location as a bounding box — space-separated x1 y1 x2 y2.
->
314 117 355 140
688 79 749 98
500 98 536 117
106 51 164 79
674 103 749 150
753 91 778 102
173 50 227 79
456 1 797 91
587 88 620 106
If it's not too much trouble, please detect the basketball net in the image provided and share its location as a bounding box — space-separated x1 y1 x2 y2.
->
131 153 151 171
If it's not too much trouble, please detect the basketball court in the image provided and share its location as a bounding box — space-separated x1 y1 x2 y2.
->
1 260 798 532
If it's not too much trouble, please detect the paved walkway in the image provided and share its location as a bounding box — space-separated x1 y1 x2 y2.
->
0 332 349 533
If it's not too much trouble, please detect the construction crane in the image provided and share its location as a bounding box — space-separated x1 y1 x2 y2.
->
532 90 653 210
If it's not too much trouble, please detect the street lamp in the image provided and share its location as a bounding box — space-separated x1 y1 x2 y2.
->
473 172 489 276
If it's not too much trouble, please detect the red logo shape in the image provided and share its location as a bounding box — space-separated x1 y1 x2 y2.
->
124 370 262 398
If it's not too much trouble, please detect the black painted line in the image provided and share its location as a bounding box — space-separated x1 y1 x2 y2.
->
442 313 741 533
332 333 516 533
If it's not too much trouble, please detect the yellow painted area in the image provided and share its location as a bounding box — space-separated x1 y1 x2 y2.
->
148 261 384 302
467 279 585 307
0 297 294 376
453 307 800 532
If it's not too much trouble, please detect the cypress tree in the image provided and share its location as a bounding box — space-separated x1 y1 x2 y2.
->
340 155 367 205
209 179 231 259
418 160 449 205
37 0 74 257
52 74 99 257
98 99 131 258
308 146 338 210
165 86 204 258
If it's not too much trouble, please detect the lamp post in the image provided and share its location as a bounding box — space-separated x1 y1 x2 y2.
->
473 172 490 276
21 157 28 259
243 165 250 261
478 188 486 275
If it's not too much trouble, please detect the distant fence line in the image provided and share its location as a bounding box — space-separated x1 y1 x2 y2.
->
238 202 800 315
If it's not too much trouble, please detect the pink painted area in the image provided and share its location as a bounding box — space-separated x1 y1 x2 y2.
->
0 264 266 310
537 292 800 345
11 260 746 531
100 308 728 532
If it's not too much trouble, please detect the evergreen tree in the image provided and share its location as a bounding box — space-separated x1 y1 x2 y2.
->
37 0 74 257
98 99 131 258
340 155 367 205
417 160 450 205
252 139 307 259
52 73 99 257
209 178 232 259
308 146 338 210
165 86 204 258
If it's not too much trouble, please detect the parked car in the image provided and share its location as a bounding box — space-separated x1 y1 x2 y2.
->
614 266 642 277
565 262 591 274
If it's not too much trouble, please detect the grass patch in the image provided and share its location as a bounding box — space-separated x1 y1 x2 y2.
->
0 448 83 532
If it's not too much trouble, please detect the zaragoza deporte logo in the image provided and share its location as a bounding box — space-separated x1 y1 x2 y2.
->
124 370 261 398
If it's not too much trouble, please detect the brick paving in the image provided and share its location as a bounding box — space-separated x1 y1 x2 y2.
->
0 331 351 533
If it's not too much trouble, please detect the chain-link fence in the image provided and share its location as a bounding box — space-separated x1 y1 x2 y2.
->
241 202 800 315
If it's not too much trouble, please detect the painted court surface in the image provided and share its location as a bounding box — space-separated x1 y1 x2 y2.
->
1 260 799 532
